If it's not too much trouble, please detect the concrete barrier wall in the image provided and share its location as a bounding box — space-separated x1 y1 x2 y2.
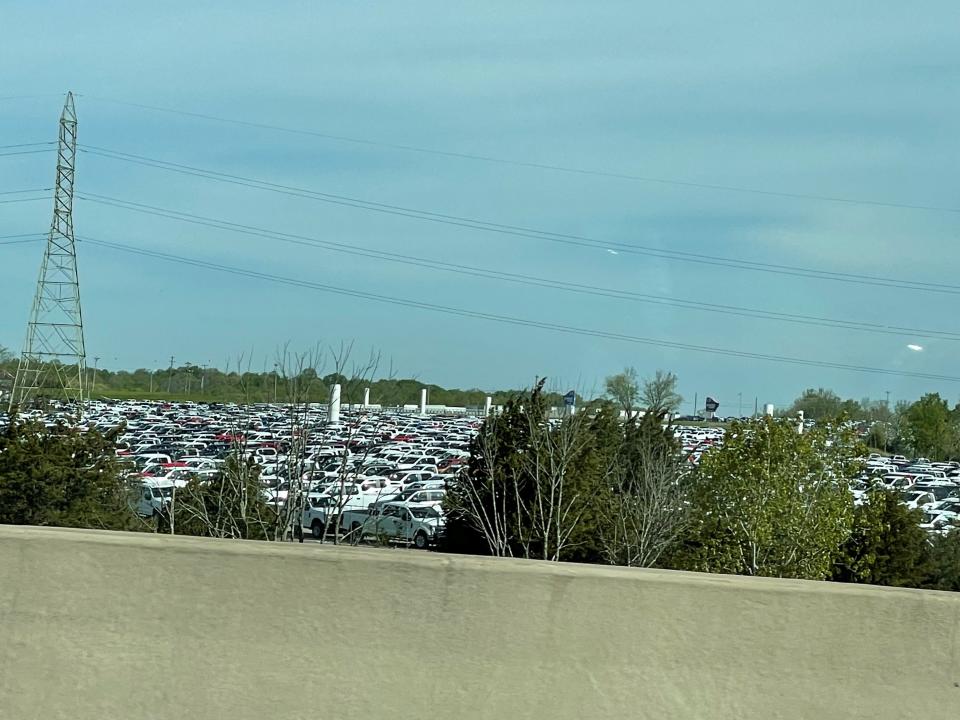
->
0 525 958 719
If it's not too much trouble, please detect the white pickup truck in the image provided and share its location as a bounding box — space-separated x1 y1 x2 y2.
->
300 486 394 539
340 501 444 549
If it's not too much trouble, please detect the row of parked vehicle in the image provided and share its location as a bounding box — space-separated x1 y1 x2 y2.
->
859 454 960 534
55 400 477 546
7 400 955 543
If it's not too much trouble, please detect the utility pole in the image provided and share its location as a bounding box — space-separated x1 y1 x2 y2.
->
885 390 891 409
200 362 208 393
167 355 175 393
738 392 743 418
10 92 87 412
91 356 100 394
273 362 279 403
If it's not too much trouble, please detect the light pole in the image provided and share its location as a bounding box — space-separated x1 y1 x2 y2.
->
738 392 742 418
273 363 279 403
201 362 208 394
91 356 100 396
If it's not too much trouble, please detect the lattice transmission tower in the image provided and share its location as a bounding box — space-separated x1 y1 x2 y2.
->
9 92 87 411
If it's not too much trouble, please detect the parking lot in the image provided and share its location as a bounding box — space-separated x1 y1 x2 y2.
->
5 399 956 541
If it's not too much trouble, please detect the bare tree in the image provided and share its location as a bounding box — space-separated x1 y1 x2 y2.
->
640 370 682 415
318 343 396 545
517 409 593 560
447 380 594 561
452 418 517 557
597 413 689 568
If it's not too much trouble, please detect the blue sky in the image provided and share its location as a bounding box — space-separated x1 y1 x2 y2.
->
1 1 959 410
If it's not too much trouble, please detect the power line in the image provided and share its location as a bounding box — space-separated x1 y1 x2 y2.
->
0 188 53 196
74 192 960 341
73 160 960 296
0 148 55 158
0 195 51 205
77 95 960 214
76 234 960 384
0 142 55 150
0 93 65 102
0 237 44 246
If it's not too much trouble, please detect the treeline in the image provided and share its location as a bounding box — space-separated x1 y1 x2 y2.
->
443 382 960 590
0 387 958 592
788 387 960 461
0 346 566 407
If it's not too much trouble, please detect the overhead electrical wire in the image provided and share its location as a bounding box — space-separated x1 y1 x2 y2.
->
0 148 55 158
75 192 960 342
0 142 55 151
0 195 51 205
0 237 44 246
79 146 960 295
0 188 53 196
75 234 960 384
77 95 960 214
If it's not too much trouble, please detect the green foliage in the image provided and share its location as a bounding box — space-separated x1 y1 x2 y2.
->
604 367 640 413
923 531 960 592
1 359 570 408
673 417 859 579
597 410 689 567
0 412 139 530
833 489 932 587
900 393 959 461
446 381 687 565
445 380 618 561
788 388 860 421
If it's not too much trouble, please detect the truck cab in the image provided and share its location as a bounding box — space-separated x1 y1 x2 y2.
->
134 478 175 517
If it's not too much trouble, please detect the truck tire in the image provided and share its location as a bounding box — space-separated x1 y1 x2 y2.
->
414 531 429 550
311 520 325 539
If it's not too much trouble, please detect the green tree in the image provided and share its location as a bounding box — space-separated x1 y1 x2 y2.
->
673 417 859 579
445 379 609 561
788 388 859 420
832 489 931 587
0 412 138 530
604 367 640 415
923 531 960 592
902 393 958 460
640 370 682 415
596 410 690 567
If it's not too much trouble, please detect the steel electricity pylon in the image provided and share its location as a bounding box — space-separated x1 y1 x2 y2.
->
9 92 87 411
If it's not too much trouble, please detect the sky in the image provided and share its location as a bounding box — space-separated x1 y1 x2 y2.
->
1 1 959 411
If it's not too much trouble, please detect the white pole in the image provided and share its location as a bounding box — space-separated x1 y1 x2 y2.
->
420 388 427 415
330 383 342 424
363 387 370 407
484 396 492 417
